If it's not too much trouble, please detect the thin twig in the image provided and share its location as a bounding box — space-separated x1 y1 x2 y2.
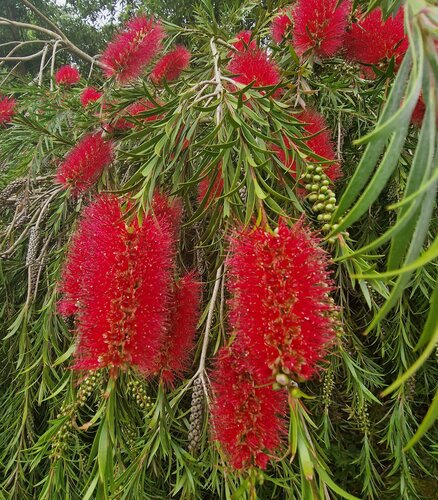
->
195 264 223 388
49 39 61 90
37 44 49 86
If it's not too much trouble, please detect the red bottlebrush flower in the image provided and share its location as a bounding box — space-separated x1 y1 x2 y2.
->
100 16 164 84
411 94 425 127
227 48 280 88
271 7 294 44
231 30 257 52
197 164 223 205
292 0 351 58
211 342 286 470
227 220 337 380
273 109 341 187
56 132 114 196
80 87 103 107
55 65 80 86
58 193 179 374
151 190 183 238
111 100 161 130
0 95 16 126
150 46 191 84
155 272 201 386
344 8 408 74
127 100 160 122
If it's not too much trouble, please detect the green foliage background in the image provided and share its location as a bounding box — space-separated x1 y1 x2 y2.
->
0 0 437 498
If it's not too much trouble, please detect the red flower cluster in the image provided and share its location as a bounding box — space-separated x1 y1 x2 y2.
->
59 193 200 379
211 343 286 470
56 132 114 195
0 95 16 126
101 16 164 84
55 65 80 86
111 100 161 131
150 46 191 84
154 273 201 385
59 195 173 372
228 221 336 380
411 95 425 127
80 87 103 107
227 48 280 87
231 31 257 52
211 221 337 470
345 8 408 76
272 108 341 187
197 164 224 205
271 7 294 44
292 0 351 58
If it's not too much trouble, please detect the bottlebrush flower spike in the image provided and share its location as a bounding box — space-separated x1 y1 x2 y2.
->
150 46 191 84
271 7 294 44
55 65 80 86
155 272 201 386
211 342 286 470
344 8 408 74
58 193 178 374
273 108 341 185
231 30 257 52
227 48 280 87
411 95 425 127
112 100 161 130
100 16 164 83
56 132 114 196
0 95 16 126
80 87 103 107
292 0 351 58
151 190 183 238
197 164 223 205
227 220 337 380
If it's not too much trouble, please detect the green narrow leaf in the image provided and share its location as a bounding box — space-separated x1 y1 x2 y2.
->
332 50 413 220
404 390 438 450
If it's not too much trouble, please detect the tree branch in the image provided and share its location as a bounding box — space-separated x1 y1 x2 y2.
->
20 0 65 38
0 16 104 68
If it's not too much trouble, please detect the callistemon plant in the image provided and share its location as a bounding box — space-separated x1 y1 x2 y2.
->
211 220 337 470
0 1 437 499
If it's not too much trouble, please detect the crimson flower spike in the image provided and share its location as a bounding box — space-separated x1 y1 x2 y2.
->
80 87 103 107
227 220 337 381
272 108 342 189
227 47 280 88
150 46 191 85
58 193 181 376
271 7 294 45
292 0 351 58
211 342 286 470
0 95 16 126
100 16 165 84
55 65 80 86
344 7 408 77
154 272 201 386
56 131 114 196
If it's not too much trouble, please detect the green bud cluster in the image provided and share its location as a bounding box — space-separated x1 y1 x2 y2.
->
322 367 335 414
127 379 152 410
188 377 204 453
77 370 102 407
123 423 138 448
302 165 339 242
405 375 416 402
356 402 370 435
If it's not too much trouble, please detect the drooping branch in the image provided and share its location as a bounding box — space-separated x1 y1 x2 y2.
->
19 0 66 39
0 14 104 68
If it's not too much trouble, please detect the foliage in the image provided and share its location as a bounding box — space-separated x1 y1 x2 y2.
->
0 0 437 499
